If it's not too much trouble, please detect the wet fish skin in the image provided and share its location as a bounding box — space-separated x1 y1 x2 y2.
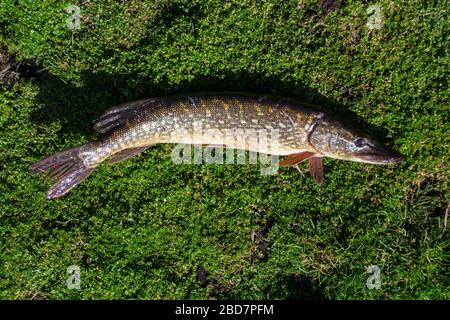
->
82 93 320 166
30 92 403 199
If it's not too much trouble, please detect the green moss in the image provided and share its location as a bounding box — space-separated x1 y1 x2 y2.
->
0 0 448 299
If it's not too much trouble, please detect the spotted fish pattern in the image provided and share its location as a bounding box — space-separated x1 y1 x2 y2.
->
31 92 403 199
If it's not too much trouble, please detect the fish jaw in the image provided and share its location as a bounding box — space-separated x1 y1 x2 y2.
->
307 114 404 165
347 143 404 164
315 138 404 165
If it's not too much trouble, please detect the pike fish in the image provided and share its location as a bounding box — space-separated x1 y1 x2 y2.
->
30 92 403 199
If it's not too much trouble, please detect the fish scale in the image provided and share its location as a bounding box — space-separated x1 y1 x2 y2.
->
80 93 318 167
31 92 403 199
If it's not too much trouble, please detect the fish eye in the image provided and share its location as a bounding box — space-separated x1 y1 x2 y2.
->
354 138 366 147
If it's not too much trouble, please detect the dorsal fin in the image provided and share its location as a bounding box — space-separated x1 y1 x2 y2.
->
93 98 157 134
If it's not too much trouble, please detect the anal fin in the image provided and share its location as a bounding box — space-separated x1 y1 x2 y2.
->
108 146 152 164
194 144 227 148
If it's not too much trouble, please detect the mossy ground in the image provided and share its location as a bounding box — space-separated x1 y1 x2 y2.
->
0 0 448 299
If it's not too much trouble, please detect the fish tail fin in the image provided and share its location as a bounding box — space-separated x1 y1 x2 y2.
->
30 145 95 199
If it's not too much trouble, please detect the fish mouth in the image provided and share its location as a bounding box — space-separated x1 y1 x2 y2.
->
357 144 404 164
385 154 404 164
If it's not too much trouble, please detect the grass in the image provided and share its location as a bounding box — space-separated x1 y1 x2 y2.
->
0 0 448 299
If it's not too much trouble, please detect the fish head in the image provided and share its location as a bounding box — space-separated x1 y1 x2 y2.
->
308 114 404 164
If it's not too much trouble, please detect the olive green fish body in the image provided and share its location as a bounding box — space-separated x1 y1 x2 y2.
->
31 92 403 199
82 93 321 167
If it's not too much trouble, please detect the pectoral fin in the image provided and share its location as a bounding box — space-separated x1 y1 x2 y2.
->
308 157 324 184
279 151 315 167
